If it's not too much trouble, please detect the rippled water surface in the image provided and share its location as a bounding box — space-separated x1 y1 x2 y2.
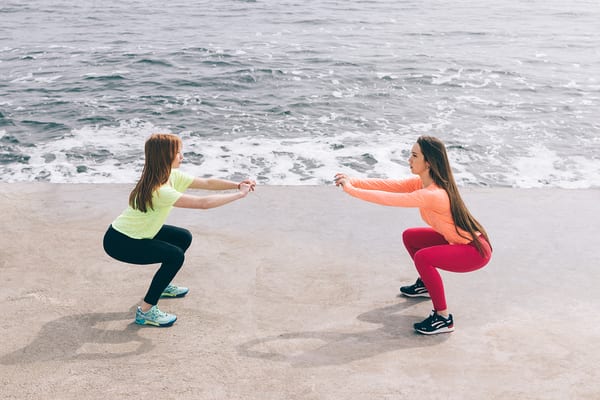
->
1 0 599 187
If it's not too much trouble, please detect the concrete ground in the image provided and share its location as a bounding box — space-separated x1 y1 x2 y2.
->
0 184 599 399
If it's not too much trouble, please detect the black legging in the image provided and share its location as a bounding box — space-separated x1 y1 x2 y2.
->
103 224 192 305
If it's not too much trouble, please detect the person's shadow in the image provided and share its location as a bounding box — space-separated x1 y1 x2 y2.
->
237 298 448 368
1 308 153 365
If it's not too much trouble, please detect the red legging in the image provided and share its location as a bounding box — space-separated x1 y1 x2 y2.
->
402 227 492 311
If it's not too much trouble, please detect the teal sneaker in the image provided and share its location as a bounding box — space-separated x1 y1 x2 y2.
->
160 284 189 298
135 306 177 327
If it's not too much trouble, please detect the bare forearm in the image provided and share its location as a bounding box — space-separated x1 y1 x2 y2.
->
198 192 246 209
190 177 238 191
174 191 246 209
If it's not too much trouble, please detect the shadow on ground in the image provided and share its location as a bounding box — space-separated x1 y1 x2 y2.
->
238 298 448 367
1 309 153 364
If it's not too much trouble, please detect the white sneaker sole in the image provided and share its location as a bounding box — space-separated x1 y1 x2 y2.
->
400 291 431 298
415 326 454 335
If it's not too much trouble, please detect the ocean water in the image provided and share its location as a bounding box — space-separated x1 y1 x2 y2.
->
1 0 599 187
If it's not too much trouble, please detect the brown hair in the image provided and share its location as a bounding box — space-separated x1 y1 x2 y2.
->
129 133 182 212
417 136 491 255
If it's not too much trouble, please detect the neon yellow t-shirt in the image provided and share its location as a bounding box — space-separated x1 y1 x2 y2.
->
111 169 194 239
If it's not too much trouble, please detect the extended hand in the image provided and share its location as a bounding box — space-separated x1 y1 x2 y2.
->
238 179 256 192
333 173 348 187
238 182 254 196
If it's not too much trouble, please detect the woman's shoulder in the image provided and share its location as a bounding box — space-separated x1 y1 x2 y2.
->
156 182 178 194
424 183 447 196
426 184 451 208
170 168 186 178
405 176 423 187
169 169 195 190
394 176 424 192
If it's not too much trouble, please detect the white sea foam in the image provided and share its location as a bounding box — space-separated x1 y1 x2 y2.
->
2 124 599 188
512 144 600 189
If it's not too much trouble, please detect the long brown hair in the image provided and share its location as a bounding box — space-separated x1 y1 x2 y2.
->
417 136 491 255
129 133 181 212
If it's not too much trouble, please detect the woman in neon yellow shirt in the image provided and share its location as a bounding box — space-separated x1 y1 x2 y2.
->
335 136 492 335
103 133 255 327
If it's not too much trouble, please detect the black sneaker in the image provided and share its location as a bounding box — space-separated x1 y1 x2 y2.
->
414 311 454 335
400 278 430 298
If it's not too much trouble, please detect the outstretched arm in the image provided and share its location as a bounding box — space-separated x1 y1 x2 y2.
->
334 173 420 192
334 173 426 208
174 183 252 209
188 177 256 191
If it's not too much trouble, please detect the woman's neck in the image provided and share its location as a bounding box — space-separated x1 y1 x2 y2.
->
420 173 434 188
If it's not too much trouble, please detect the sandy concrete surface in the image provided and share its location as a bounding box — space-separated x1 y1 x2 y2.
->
0 183 599 400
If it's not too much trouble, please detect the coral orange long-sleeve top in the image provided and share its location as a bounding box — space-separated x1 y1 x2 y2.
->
343 176 473 244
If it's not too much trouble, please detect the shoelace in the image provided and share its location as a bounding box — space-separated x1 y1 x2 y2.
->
147 307 167 318
425 311 438 324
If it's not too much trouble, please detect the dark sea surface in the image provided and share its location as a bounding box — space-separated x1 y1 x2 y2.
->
1 0 599 187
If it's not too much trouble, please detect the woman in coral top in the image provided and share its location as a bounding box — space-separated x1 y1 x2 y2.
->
334 136 492 335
